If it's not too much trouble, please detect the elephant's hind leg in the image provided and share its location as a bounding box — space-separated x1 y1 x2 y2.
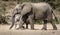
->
41 20 47 30
26 23 28 29
28 15 34 30
50 21 57 30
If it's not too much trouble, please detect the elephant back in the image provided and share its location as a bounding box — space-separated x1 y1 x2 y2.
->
21 2 32 16
31 2 53 20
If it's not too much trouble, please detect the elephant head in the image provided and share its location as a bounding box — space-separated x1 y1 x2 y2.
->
20 2 32 16
17 2 32 29
9 2 32 30
9 4 24 30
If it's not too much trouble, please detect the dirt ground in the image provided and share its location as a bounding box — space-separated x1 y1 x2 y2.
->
0 24 60 35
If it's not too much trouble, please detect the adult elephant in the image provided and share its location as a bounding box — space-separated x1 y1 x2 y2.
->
9 2 58 30
18 2 58 30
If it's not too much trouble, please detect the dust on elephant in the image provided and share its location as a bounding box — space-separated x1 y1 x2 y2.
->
19 2 58 30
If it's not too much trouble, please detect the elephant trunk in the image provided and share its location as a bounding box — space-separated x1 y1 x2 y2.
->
9 16 15 30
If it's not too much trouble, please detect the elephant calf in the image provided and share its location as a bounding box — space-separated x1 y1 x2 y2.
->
9 4 25 30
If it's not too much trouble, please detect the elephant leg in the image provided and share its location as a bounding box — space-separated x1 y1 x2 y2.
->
16 16 24 30
22 26 25 28
16 23 24 30
50 21 57 30
15 23 17 29
15 23 20 30
41 20 47 30
18 21 24 30
16 26 25 30
15 22 20 30
15 24 20 30
26 23 28 29
26 19 29 29
30 20 34 30
28 15 34 30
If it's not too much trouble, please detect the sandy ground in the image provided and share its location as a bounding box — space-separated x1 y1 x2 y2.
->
0 24 60 35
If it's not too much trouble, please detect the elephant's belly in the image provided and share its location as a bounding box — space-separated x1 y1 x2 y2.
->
35 16 44 20
35 11 52 21
35 12 46 20
35 14 52 21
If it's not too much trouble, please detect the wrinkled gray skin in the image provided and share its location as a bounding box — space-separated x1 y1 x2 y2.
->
19 2 58 30
9 2 58 30
13 14 24 29
9 4 28 30
9 4 25 30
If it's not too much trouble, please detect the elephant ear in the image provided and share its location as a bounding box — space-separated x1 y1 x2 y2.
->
21 3 32 16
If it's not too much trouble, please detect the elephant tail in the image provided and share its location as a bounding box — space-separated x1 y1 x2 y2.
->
9 16 15 30
52 11 59 24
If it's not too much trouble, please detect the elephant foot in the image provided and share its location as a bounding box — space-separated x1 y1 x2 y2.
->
22 26 25 29
41 28 47 30
15 26 25 30
16 28 20 30
26 27 28 29
16 28 25 30
31 26 34 30
20 26 25 30
31 28 34 30
26 28 28 29
53 26 57 30
53 27 57 30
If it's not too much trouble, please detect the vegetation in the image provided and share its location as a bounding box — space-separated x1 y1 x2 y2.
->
0 0 60 9
0 2 8 24
0 15 8 24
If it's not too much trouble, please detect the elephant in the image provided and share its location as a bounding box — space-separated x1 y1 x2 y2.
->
9 4 25 30
9 2 59 30
9 4 28 30
18 2 59 30
13 14 25 29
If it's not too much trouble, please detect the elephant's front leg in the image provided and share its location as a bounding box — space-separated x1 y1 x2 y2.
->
16 16 24 30
26 23 28 29
26 18 30 29
28 15 34 30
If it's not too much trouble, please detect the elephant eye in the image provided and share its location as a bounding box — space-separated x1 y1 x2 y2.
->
16 8 21 14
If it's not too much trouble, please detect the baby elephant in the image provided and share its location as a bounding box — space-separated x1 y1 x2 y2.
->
9 14 25 30
14 14 29 30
